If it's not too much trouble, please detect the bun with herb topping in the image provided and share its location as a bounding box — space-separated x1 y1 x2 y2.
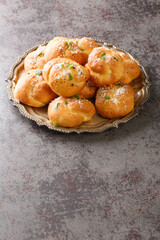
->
24 46 46 72
118 52 140 83
78 81 97 99
14 69 57 107
86 47 124 87
75 37 98 64
48 95 96 127
43 58 90 97
95 82 134 118
44 37 86 65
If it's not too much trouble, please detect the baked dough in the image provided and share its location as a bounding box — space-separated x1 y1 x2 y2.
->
24 46 46 72
86 47 124 86
44 37 85 65
118 52 140 83
48 96 96 127
78 81 97 99
95 82 134 118
43 58 90 97
14 37 140 127
76 37 98 64
15 69 57 107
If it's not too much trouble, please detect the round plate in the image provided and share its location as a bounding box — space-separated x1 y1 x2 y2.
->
6 40 150 133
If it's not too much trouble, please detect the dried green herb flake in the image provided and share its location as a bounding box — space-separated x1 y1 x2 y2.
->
79 46 84 51
35 69 42 75
100 56 106 61
105 95 111 100
113 56 118 61
37 52 44 57
74 95 80 99
67 63 75 68
67 73 73 80
66 41 72 49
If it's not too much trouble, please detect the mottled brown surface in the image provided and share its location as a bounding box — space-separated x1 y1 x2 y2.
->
0 0 160 239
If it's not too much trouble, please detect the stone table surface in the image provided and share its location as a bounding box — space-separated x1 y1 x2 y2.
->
0 0 160 239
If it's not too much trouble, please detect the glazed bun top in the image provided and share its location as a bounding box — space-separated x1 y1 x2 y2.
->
14 69 57 107
95 82 134 118
118 52 140 83
86 47 124 86
76 37 98 64
44 37 86 65
24 46 46 72
43 58 90 97
78 37 98 53
48 96 96 127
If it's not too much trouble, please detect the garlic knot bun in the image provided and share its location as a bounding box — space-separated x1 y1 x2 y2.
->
95 82 134 118
44 37 86 65
78 81 97 99
76 37 98 64
48 96 96 127
15 69 57 107
24 46 46 72
43 58 90 97
86 47 124 87
118 52 140 83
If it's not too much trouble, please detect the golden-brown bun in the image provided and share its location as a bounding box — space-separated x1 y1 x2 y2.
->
43 58 90 97
76 37 98 64
14 69 57 107
86 47 124 87
95 82 134 118
44 37 86 65
24 46 46 72
78 81 97 99
48 96 96 127
118 52 140 83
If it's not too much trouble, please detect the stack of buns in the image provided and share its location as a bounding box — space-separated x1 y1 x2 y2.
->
14 37 140 128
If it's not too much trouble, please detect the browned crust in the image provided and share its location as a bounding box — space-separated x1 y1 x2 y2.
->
95 82 134 118
118 52 141 83
76 37 98 64
43 58 90 97
48 96 96 127
44 37 86 65
24 46 46 72
14 70 57 107
78 81 97 99
87 47 125 87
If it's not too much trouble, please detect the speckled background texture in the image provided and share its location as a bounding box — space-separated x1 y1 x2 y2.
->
0 0 160 239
